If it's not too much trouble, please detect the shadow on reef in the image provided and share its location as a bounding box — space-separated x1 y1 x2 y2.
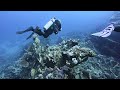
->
0 33 120 79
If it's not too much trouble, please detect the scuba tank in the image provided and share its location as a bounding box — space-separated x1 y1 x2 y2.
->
43 18 56 30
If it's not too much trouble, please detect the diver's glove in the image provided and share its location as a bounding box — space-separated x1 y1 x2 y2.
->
91 24 115 37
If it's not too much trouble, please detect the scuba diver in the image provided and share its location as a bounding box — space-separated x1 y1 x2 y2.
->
91 22 120 37
16 17 62 40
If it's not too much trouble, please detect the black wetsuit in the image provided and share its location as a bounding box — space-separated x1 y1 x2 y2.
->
16 19 61 39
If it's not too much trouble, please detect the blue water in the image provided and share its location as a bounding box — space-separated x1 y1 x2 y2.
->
0 11 115 67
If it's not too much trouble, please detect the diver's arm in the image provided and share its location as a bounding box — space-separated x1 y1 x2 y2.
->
52 22 59 34
26 32 34 40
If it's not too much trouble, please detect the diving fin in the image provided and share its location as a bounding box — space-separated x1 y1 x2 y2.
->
16 26 34 34
16 31 26 34
26 32 34 40
91 24 115 37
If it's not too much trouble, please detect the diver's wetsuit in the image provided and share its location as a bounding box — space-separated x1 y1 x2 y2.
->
16 26 54 39
16 26 44 40
16 19 61 39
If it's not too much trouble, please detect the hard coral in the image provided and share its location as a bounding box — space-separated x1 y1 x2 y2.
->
1 37 97 79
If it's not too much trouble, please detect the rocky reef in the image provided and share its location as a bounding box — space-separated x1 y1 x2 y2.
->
0 33 120 79
0 34 96 79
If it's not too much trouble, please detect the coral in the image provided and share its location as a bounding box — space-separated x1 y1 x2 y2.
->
6 37 95 79
33 34 40 48
59 39 79 50
61 45 96 68
19 59 29 68
31 68 36 78
1 32 120 79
